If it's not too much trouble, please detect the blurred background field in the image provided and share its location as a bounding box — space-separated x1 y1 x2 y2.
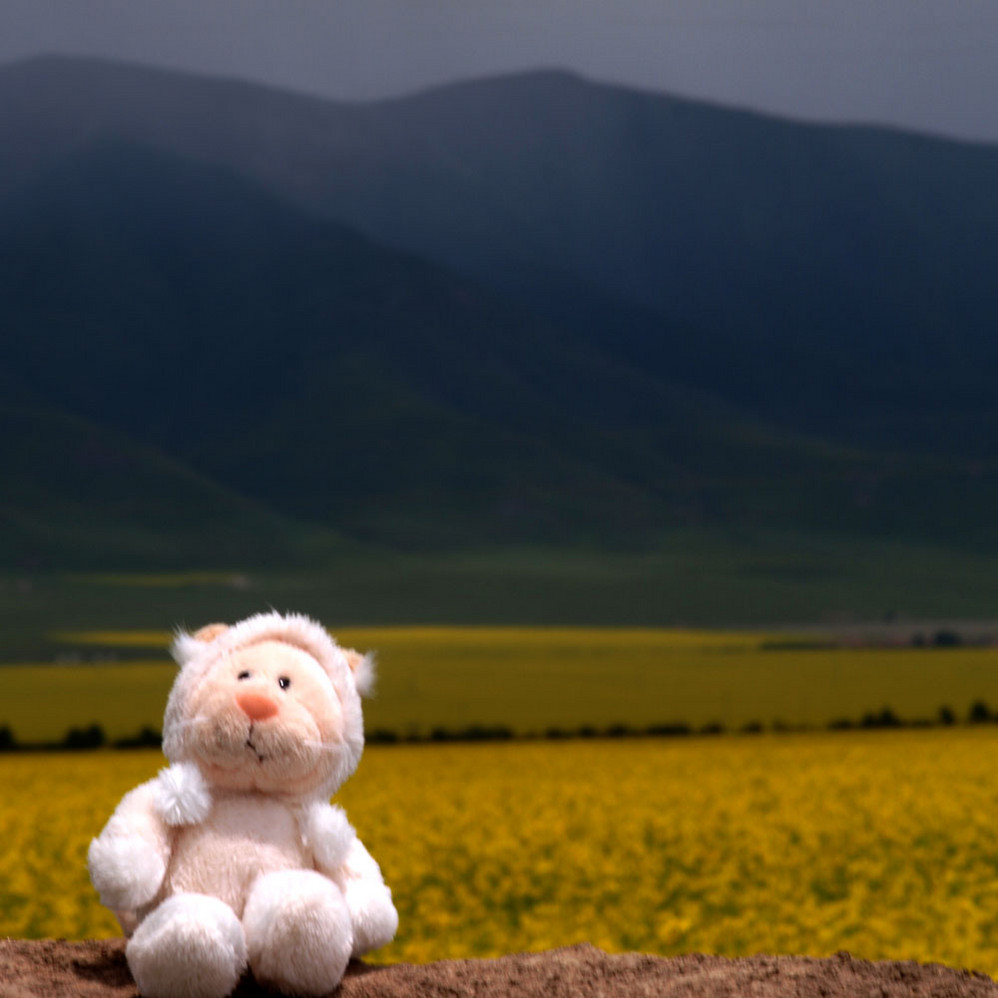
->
6 730 998 976
6 621 998 744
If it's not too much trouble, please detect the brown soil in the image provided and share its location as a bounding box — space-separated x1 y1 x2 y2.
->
2 940 996 998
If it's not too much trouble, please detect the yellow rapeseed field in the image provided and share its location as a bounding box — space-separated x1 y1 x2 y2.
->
4 730 998 975
9 627 998 742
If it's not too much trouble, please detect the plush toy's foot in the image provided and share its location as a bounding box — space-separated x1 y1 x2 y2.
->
340 840 400 958
243 869 353 996
126 893 247 998
344 874 399 958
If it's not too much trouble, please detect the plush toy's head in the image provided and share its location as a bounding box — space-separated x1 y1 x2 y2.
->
162 613 373 800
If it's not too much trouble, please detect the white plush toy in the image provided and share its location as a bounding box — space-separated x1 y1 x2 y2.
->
88 613 398 998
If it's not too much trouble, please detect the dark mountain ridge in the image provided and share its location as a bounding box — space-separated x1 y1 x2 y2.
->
3 56 996 455
0 138 733 548
2 56 998 573
3 135 998 562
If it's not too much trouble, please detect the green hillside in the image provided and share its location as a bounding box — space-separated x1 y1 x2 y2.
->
0 405 344 568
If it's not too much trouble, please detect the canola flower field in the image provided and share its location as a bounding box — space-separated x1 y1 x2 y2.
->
4 729 998 976
8 627 998 743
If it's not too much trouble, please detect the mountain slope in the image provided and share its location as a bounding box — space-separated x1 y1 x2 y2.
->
4 57 998 575
2 57 997 455
0 405 345 568
0 138 703 546
3 137 998 559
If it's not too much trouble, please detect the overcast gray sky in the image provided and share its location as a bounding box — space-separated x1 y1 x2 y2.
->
3 0 997 144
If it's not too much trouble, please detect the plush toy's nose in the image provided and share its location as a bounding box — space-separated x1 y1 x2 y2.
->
237 691 279 721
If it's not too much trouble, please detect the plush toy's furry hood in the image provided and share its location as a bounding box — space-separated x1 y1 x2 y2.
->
171 612 374 696
162 612 373 799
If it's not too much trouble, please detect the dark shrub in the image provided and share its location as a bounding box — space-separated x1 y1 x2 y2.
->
828 718 855 731
860 707 901 729
113 726 162 749
462 725 513 741
606 724 635 738
645 723 691 737
933 630 962 647
969 700 992 724
63 723 106 749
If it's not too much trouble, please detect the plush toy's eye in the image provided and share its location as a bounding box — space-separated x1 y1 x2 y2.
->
237 671 251 680
278 676 291 690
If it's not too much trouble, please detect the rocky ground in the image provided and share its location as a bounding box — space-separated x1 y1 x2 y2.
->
2 940 996 998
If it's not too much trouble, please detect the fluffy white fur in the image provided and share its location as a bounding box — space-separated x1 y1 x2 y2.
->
88 612 398 998
302 801 356 872
155 762 213 827
350 652 377 699
88 781 171 912
88 829 167 912
338 838 401 958
243 869 353 995
126 893 247 998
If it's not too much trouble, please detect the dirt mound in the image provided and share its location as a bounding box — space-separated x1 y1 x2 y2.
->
1 939 995 998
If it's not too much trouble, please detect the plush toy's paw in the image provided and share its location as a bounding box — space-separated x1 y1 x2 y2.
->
88 834 167 911
126 893 247 998
302 800 356 872
243 869 352 996
337 838 398 956
345 874 399 958
154 762 212 827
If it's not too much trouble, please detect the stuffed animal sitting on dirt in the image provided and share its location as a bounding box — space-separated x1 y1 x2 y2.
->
88 612 398 998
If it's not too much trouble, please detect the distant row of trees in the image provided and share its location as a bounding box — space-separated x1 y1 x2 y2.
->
4 701 998 753
0 724 161 753
829 701 996 730
763 630 986 652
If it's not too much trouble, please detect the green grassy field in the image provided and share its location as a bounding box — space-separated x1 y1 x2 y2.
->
4 533 998 662
4 626 998 743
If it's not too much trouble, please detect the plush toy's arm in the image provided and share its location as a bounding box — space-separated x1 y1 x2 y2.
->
302 801 357 875
88 762 212 916
87 779 172 913
300 802 398 957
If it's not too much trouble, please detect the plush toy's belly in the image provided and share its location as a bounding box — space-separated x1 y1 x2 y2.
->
164 795 307 916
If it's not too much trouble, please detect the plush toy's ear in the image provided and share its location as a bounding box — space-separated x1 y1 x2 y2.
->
172 622 229 667
343 648 376 697
193 623 229 643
